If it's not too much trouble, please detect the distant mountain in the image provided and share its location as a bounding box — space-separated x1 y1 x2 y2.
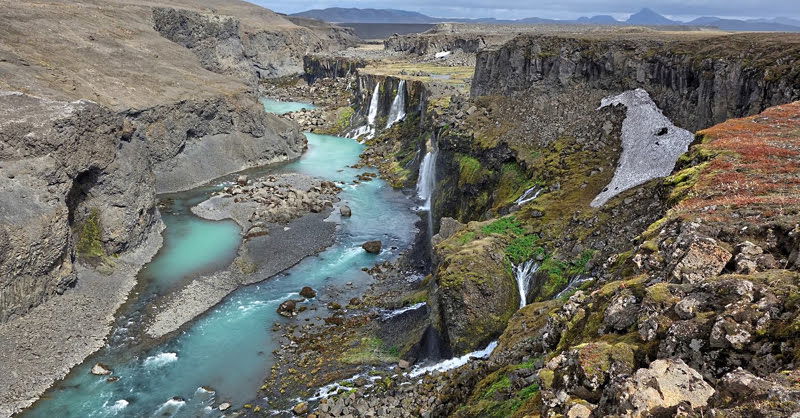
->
626 8 678 25
291 7 800 32
688 17 800 32
577 15 621 24
291 8 438 23
749 17 800 26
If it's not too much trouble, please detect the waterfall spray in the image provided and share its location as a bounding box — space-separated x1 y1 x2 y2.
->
513 260 539 309
385 80 407 129
350 82 381 141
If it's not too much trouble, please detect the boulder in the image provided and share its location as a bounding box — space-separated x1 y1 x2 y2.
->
237 175 248 186
293 402 309 415
218 402 231 411
299 286 316 299
398 360 411 370
340 205 352 217
431 217 465 246
362 240 382 254
616 359 714 416
603 290 639 331
277 300 297 317
91 363 112 376
671 237 732 284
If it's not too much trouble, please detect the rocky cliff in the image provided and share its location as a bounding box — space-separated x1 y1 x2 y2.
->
472 33 800 131
152 6 359 82
0 0 315 321
0 92 156 322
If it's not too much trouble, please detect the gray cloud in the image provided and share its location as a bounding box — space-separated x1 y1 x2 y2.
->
248 0 800 20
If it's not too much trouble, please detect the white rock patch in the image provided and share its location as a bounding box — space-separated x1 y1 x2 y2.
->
592 88 694 207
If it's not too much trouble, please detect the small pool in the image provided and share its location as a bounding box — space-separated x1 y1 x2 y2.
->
260 98 317 115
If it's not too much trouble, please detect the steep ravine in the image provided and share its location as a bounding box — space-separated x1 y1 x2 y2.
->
299 32 800 418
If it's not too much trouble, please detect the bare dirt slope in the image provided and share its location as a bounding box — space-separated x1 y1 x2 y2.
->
0 0 356 109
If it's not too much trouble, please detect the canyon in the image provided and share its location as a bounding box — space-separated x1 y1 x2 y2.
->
1 3 799 418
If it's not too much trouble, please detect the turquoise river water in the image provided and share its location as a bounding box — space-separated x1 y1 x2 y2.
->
259 98 317 115
24 130 419 417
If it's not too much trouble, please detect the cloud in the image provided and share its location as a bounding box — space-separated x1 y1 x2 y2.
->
248 0 800 20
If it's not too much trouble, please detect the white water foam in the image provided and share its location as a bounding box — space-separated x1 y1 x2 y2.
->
514 186 543 206
555 275 594 299
409 340 498 378
381 302 426 320
153 398 186 417
513 261 539 309
350 83 381 141
385 80 407 129
106 399 128 413
143 352 178 368
416 139 438 211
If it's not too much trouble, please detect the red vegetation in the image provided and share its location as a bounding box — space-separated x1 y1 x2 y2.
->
674 101 800 221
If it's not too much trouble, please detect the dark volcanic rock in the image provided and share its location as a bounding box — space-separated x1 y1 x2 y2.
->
362 240 382 254
299 287 317 299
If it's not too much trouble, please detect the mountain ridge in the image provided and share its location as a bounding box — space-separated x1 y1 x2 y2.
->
291 7 800 32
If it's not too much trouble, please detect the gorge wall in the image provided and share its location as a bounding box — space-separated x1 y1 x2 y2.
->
153 6 359 83
472 33 800 131
0 0 313 322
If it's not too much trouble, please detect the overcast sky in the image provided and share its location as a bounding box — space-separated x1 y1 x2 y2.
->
246 0 800 20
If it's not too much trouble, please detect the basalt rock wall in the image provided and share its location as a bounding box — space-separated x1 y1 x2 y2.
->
472 33 800 131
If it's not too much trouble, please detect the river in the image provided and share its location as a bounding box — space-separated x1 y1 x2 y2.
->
23 124 419 417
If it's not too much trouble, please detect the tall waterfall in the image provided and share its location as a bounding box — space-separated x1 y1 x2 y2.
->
416 137 438 211
385 80 406 129
350 82 381 141
513 260 539 309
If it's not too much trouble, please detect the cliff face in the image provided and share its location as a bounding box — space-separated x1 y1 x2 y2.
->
152 7 359 82
0 0 311 322
472 33 800 131
0 92 156 322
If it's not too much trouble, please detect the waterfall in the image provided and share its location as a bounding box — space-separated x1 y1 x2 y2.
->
515 186 543 206
350 82 381 141
381 302 426 320
367 82 380 127
385 80 406 129
416 137 438 211
555 275 593 299
408 340 498 378
513 260 539 309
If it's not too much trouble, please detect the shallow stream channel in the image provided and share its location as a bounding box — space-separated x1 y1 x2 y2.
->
24 102 420 417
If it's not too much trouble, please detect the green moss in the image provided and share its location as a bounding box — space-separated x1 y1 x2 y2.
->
457 231 477 245
538 250 595 299
481 216 525 236
340 336 400 365
664 162 708 203
495 163 534 209
505 234 541 265
539 369 554 389
458 154 486 186
336 106 354 131
76 208 105 259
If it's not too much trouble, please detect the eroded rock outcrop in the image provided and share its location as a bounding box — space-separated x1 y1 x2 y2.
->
472 33 800 131
0 91 157 322
153 7 359 81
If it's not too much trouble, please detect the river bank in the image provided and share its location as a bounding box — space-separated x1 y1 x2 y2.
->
20 128 419 417
0 222 164 417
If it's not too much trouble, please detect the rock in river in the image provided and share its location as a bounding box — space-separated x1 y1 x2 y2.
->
362 240 382 254
340 205 352 217
299 286 317 299
91 363 112 376
277 300 297 317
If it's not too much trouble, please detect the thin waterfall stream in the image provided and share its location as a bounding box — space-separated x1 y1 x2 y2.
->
385 80 406 129
513 260 540 309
